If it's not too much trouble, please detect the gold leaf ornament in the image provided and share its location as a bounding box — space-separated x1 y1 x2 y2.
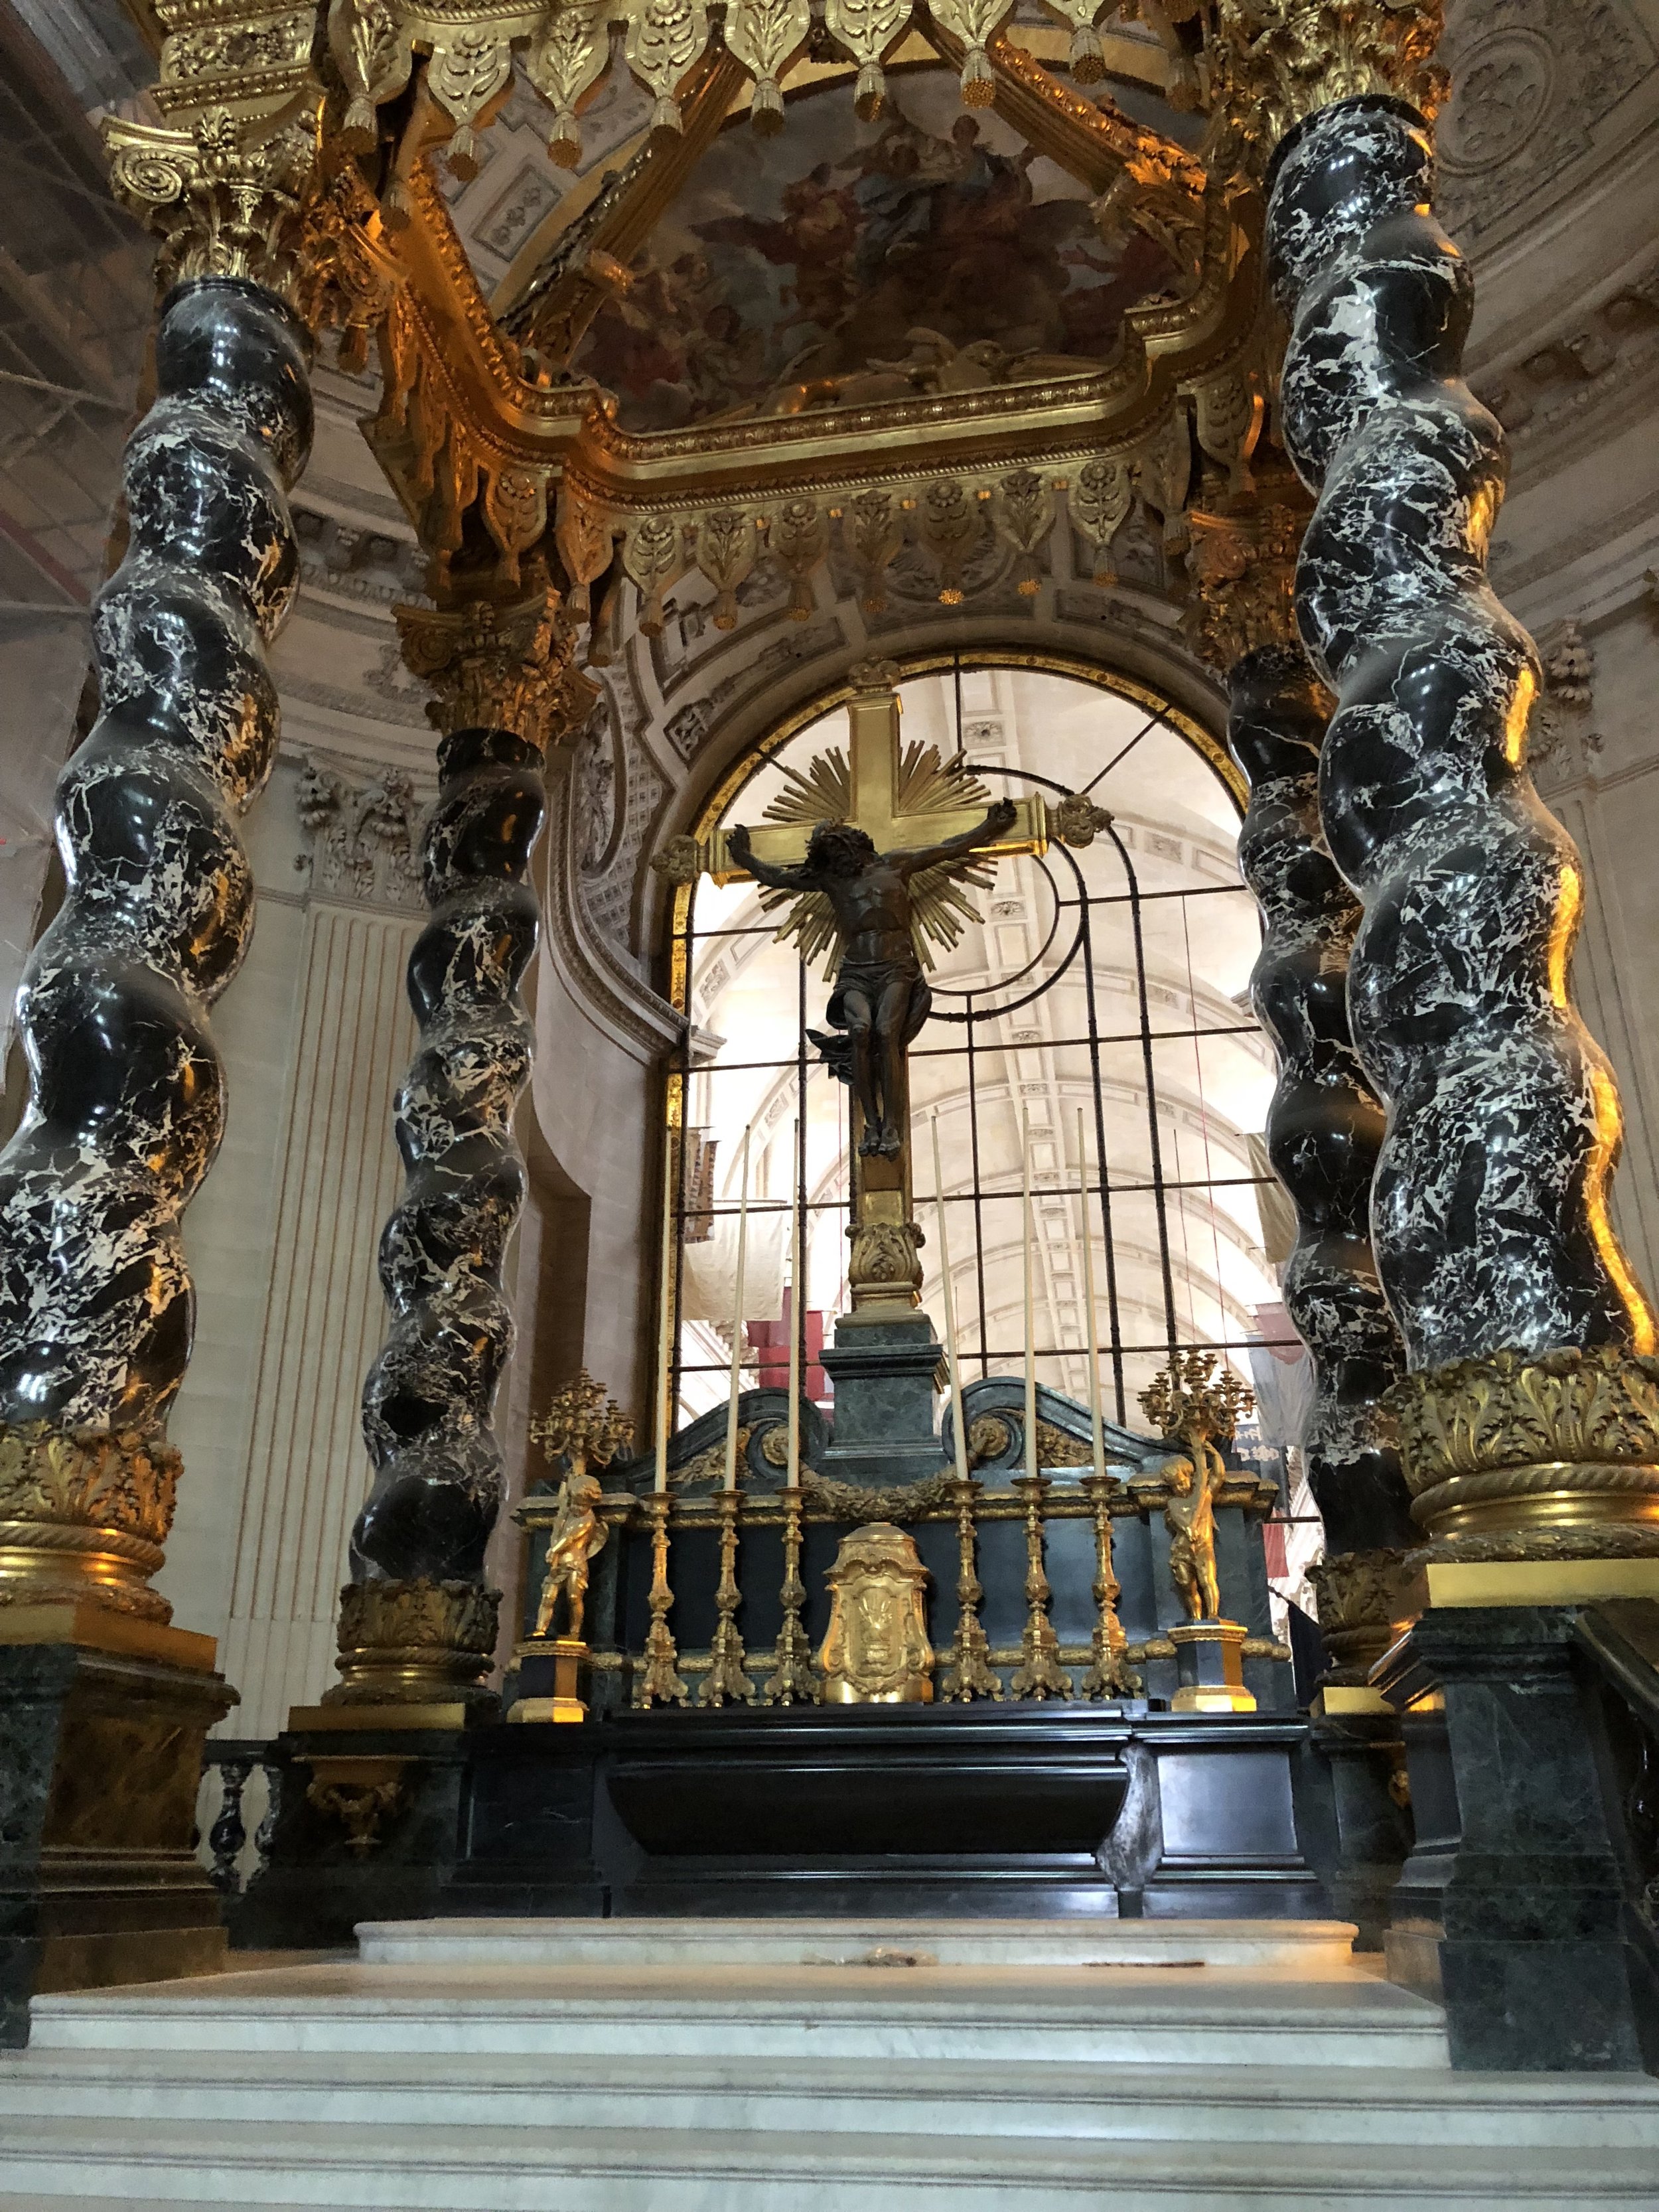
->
328 0 409 148
482 467 549 587
823 0 914 120
623 512 689 634
428 29 514 178
844 489 904 613
725 0 812 133
693 508 760 630
916 479 981 604
771 498 829 619
555 482 616 621
1068 458 1132 585
527 0 613 169
927 0 1015 106
624 0 711 136
1037 0 1108 80
989 470 1054 596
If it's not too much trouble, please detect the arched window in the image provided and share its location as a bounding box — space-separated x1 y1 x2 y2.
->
665 659 1280 1443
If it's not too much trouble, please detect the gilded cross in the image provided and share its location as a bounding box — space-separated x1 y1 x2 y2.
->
703 663 1047 893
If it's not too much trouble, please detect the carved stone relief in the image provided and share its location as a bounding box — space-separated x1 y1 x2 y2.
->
1435 0 1650 243
1529 621 1605 792
296 754 426 909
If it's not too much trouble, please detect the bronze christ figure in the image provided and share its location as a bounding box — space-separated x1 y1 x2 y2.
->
727 798 1017 1159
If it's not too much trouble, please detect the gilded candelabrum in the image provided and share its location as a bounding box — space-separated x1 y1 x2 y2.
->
634 1491 689 1708
763 1483 816 1704
1080 1470 1139 1698
1010 1473 1070 1700
940 1475 999 1701
699 1488 755 1706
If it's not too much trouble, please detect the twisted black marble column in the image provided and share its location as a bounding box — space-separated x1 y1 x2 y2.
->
1230 643 1413 1564
0 279 311 1431
1267 100 1653 1378
350 623 551 1603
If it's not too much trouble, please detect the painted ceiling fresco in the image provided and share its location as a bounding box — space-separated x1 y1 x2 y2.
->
572 71 1179 433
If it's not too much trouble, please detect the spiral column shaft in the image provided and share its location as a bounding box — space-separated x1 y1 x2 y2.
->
332 585 590 1704
0 275 311 1615
1189 496 1414 1653
1267 98 1659 1552
1229 645 1412 1563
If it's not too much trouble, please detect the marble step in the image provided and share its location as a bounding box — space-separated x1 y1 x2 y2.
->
3 2051 1658 2150
25 1959 1450 2069
3 2116 1658 2210
354 1914 1364 1975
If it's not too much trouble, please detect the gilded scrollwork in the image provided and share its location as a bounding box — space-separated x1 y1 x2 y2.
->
105 104 323 300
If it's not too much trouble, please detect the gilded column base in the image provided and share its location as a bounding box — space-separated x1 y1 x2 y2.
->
0 1424 180 1629
319 1578 500 1712
1394 1349 1659 1562
1308 1548 1416 1700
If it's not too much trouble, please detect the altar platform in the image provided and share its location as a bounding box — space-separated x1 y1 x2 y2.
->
2 1917 1656 2209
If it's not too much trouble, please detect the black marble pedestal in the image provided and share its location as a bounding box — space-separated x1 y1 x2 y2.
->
1376 1605 1658 2070
1305 1702 1412 1952
818 1313 947 1485
0 1628 235 2045
439 1704 1329 1923
230 1712 494 1952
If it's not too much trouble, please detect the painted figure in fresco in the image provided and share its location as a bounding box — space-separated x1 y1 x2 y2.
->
532 1471 608 1642
727 798 1017 1157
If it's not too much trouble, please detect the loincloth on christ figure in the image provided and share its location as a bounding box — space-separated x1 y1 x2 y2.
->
811 962 932 1085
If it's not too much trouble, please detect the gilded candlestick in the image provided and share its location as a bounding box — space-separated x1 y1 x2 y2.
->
1010 1469 1070 1699
634 1491 688 1708
763 1481 816 1704
700 1487 755 1705
940 1474 999 1701
1080 1469 1139 1699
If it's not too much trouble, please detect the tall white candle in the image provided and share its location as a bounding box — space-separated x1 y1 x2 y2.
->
787 1117 802 1490
724 1123 753 1492
932 1114 970 1486
654 1110 676 1494
1023 1104 1037 1485
1077 1106 1106 1483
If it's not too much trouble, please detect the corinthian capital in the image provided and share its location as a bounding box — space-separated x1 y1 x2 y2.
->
1204 0 1447 179
1183 500 1308 675
106 105 323 301
396 587 597 750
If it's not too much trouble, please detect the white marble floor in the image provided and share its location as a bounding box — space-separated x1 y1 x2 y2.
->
0 1919 1656 2208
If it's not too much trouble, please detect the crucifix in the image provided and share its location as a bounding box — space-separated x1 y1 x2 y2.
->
669 660 1048 1320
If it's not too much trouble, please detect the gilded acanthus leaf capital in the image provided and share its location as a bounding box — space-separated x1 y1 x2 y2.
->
105 104 325 302
1183 500 1307 674
1202 0 1448 181
395 588 589 750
